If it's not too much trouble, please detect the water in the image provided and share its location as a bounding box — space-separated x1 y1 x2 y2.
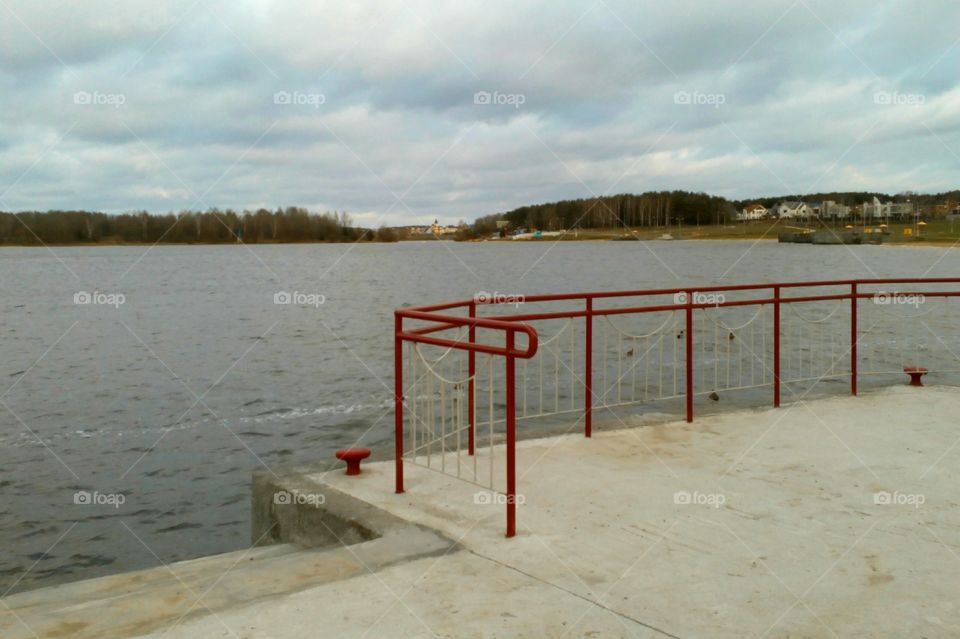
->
2 240 958 593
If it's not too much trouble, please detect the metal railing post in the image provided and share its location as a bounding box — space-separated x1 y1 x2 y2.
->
394 312 404 494
685 290 694 423
468 301 476 455
585 297 593 437
851 282 858 396
773 286 781 408
505 330 517 537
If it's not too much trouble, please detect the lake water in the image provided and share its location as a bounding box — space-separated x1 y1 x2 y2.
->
3 240 959 593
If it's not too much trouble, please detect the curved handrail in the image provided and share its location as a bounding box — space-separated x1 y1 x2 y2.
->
396 279 960 362
396 309 538 359
395 277 960 537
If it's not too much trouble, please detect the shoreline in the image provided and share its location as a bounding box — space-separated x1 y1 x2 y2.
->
0 231 958 248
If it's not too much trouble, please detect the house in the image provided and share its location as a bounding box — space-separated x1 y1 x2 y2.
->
428 219 460 235
736 203 768 221
862 197 915 221
773 201 814 219
888 202 916 221
862 197 884 220
819 200 851 220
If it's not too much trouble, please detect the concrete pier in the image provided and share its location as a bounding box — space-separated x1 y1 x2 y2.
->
2 385 959 638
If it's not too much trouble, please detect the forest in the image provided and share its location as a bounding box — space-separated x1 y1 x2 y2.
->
4 188 958 245
0 208 371 245
471 189 960 235
473 191 736 235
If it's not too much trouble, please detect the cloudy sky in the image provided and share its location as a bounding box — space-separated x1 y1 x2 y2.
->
1 0 959 226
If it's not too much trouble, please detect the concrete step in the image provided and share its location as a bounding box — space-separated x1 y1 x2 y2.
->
0 479 456 639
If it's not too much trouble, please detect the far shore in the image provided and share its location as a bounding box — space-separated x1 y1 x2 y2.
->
2 221 959 247
469 220 960 246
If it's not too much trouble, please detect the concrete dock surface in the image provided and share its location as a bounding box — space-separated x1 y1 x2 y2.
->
3 385 959 638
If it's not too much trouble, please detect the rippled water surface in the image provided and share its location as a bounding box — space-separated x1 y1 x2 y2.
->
3 240 959 593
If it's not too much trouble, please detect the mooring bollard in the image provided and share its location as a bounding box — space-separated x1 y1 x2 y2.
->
903 366 928 387
336 448 372 475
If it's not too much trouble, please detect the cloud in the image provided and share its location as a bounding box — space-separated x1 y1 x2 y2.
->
1 0 959 223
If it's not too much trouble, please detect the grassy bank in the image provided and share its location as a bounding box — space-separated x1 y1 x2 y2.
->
479 220 960 245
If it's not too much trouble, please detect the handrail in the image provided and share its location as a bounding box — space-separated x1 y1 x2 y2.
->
401 278 960 316
394 277 960 538
397 309 539 359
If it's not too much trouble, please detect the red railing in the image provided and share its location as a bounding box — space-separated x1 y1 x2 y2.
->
395 278 960 537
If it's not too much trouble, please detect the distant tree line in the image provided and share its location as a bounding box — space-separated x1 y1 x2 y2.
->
7 188 958 246
472 189 960 235
0 208 369 245
474 191 736 234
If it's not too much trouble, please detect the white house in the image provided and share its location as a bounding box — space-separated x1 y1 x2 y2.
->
862 197 887 220
736 203 768 220
773 201 814 219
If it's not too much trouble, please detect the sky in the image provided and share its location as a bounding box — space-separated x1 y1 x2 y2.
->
1 0 959 226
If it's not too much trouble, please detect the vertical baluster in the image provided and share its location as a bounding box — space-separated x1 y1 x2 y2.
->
570 323 576 411
617 329 623 404
410 344 417 463
522 358 528 418
440 365 446 473
489 357 494 489
554 338 560 412
603 319 609 405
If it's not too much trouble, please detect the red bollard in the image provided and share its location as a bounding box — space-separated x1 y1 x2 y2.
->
903 366 928 387
336 448 372 475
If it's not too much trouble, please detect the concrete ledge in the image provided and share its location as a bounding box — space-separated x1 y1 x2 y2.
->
0 472 458 639
252 467 460 552
253 470 376 547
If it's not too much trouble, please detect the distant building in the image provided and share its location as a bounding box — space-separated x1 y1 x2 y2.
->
818 200 851 220
862 197 916 221
737 203 768 220
428 219 460 235
889 202 917 220
773 201 814 219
